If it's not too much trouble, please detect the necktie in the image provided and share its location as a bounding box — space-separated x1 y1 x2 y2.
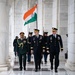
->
53 34 56 38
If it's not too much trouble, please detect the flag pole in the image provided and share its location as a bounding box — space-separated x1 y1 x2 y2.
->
28 0 30 33
36 18 38 29
36 4 38 29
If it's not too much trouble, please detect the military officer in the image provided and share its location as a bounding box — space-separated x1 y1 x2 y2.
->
13 36 18 57
31 29 43 72
43 32 49 64
48 28 63 73
27 32 33 63
17 32 28 71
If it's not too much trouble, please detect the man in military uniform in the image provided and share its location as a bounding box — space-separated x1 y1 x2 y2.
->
17 32 28 71
48 28 63 73
43 32 49 64
31 29 43 72
27 32 33 63
13 36 18 57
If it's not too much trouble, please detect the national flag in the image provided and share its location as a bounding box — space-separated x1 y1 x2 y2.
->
24 13 37 25
23 4 37 25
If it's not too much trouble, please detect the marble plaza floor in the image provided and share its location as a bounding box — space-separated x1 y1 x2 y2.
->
0 56 75 75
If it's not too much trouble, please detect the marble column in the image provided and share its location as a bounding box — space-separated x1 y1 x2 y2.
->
0 0 9 71
66 0 75 70
9 1 15 59
42 1 52 35
37 0 43 35
65 0 75 70
58 0 68 61
52 0 58 28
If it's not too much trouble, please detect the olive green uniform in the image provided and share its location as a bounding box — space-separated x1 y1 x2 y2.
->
17 38 28 70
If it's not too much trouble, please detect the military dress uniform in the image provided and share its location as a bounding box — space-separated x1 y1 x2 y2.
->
17 37 28 70
13 36 18 57
48 32 63 72
31 34 43 71
43 32 49 64
27 32 33 63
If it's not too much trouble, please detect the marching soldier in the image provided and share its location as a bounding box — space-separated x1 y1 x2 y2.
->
43 32 49 64
31 29 43 72
17 32 28 71
13 36 18 57
48 28 63 73
27 32 33 63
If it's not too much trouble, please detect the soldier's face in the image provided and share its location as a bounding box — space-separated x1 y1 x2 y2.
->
44 34 47 36
20 34 24 38
34 31 39 35
52 30 57 34
29 34 32 37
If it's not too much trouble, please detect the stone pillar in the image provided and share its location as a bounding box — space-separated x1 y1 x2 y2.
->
37 0 43 35
43 1 52 35
0 0 9 71
65 0 75 70
58 0 68 61
52 0 58 28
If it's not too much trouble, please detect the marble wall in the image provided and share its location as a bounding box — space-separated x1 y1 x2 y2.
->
65 0 75 70
0 0 9 71
58 0 68 60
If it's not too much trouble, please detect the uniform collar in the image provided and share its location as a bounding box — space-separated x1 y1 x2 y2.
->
53 34 57 38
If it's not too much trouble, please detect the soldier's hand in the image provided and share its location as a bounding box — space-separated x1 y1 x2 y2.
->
31 47 33 49
43 46 45 49
31 50 33 54
61 48 63 51
46 47 49 50
43 49 45 52
47 50 49 53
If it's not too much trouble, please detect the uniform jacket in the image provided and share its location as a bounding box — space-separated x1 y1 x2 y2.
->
17 38 28 55
48 34 63 53
27 36 33 54
31 35 43 54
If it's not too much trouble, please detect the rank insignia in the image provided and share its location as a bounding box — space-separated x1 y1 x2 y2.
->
40 36 42 40
50 37 52 40
58 36 60 40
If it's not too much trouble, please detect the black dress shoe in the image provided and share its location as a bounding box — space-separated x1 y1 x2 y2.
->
35 69 38 72
20 68 22 71
39 66 41 70
45 62 47 64
55 69 58 73
24 67 26 70
51 66 53 70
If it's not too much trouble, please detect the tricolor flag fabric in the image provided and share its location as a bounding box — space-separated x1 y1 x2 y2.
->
23 4 37 26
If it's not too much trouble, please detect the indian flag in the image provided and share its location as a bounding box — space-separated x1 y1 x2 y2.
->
23 4 37 26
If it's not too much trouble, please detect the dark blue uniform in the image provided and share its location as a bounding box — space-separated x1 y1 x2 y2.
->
31 35 43 71
27 36 33 63
13 38 18 57
43 35 49 64
48 34 63 70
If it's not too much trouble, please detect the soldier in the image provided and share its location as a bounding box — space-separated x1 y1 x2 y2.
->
13 36 18 57
27 32 33 63
31 29 43 72
17 32 28 71
43 32 49 64
48 28 63 73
